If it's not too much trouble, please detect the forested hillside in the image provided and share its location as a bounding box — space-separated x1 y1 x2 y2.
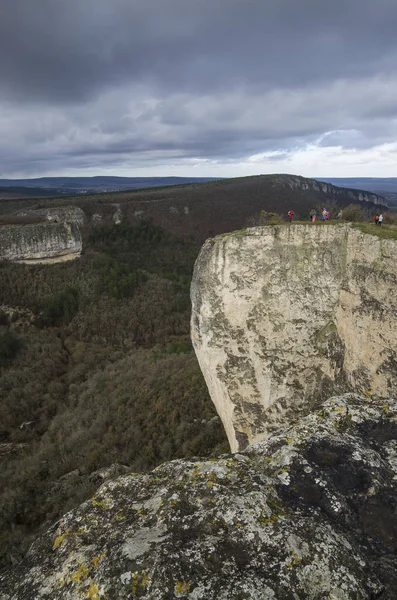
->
0 221 228 569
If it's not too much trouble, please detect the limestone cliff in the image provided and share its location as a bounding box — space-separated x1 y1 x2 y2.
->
191 224 397 452
285 174 387 207
15 206 86 226
1 394 397 599
0 221 82 263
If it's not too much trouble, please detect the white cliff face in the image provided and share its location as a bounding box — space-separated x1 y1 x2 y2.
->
191 224 397 452
0 221 82 263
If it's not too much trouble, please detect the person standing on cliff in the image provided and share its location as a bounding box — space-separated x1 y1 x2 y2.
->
378 213 383 226
375 213 379 225
288 210 294 222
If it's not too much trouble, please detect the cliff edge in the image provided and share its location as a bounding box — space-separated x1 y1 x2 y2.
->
191 224 397 452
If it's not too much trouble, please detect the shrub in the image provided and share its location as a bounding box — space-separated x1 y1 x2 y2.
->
383 211 397 225
35 286 80 328
259 211 284 225
341 204 367 222
0 330 22 366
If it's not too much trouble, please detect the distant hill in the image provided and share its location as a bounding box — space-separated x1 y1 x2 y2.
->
318 177 397 206
0 174 388 240
0 186 63 200
0 176 222 198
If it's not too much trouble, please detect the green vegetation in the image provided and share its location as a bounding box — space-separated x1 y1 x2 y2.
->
353 222 397 240
259 210 284 225
0 330 22 366
0 221 227 569
35 286 80 327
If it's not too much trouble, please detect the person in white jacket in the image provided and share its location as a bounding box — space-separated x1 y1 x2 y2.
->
378 213 384 226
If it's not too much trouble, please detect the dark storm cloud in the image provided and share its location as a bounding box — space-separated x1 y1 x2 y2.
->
2 0 397 103
1 0 397 175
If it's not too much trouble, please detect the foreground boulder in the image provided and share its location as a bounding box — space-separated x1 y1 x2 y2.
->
2 393 397 599
191 224 397 451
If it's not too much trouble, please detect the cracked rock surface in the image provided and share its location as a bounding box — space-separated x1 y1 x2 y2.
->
1 393 397 599
191 224 397 451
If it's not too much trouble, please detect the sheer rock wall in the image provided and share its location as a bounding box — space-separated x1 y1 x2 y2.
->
0 221 82 263
191 224 397 451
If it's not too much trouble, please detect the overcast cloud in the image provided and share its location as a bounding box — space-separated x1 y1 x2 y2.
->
1 0 397 178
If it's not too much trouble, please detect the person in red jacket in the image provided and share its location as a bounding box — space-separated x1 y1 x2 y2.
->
288 210 294 222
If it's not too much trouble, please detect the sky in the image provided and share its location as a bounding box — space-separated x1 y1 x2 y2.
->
1 0 397 179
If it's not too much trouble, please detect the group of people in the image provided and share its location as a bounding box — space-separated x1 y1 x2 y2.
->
288 208 330 222
287 209 386 225
374 213 384 226
308 208 330 222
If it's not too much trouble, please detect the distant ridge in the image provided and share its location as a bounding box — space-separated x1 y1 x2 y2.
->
0 174 388 241
0 176 223 198
318 177 397 206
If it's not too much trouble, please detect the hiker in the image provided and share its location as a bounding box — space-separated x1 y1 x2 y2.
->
375 214 379 225
312 209 317 222
309 209 313 221
322 208 327 221
378 213 383 226
288 210 294 222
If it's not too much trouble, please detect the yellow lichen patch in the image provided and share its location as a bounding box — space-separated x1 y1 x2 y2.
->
71 563 89 583
92 551 106 568
86 582 100 599
175 580 192 594
114 511 126 521
286 551 302 568
131 570 150 595
91 497 109 509
53 528 70 550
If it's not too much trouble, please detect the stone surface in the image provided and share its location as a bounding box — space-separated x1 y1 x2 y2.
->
15 206 86 226
1 394 397 599
191 224 397 451
0 222 82 263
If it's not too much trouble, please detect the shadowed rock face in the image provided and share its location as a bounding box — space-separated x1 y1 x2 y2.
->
1 394 397 599
191 224 397 451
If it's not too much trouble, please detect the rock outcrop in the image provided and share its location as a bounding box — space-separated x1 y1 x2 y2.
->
15 206 86 226
0 221 82 263
288 175 388 207
191 224 397 451
1 393 397 599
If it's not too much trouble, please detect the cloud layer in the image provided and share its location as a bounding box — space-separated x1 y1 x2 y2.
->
2 0 397 177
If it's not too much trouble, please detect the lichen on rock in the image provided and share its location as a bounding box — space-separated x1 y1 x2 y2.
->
1 393 397 599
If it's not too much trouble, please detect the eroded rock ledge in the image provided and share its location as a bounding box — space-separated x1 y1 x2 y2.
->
0 221 82 263
191 224 397 451
1 394 397 599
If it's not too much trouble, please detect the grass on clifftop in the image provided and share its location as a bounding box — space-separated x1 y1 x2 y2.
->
352 222 397 240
